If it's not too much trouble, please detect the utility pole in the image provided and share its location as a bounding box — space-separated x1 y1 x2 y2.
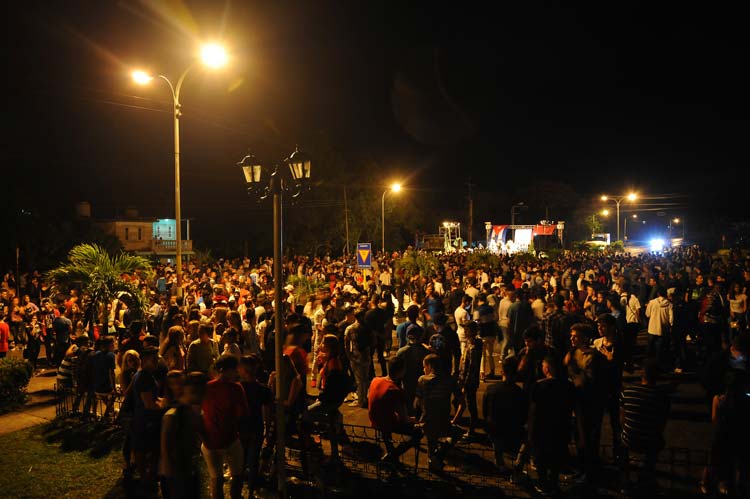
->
343 186 350 257
467 178 474 248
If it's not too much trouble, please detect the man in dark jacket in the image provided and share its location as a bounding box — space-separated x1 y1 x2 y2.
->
484 356 527 474
508 289 535 354
528 355 574 495
395 323 428 415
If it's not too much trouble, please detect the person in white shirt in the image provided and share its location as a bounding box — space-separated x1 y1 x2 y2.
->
454 294 472 356
379 268 392 288
465 278 480 315
645 287 673 365
497 287 513 360
432 277 445 296
479 270 490 286
531 289 546 321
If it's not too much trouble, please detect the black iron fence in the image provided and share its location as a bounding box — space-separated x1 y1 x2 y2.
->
54 384 706 496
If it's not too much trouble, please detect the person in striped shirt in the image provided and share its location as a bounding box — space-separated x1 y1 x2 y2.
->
620 359 670 492
56 334 90 388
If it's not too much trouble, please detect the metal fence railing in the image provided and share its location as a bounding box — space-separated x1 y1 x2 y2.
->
53 387 705 495
55 384 124 424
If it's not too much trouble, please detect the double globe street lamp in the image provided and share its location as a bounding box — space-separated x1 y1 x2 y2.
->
237 147 312 498
132 43 229 293
600 192 638 242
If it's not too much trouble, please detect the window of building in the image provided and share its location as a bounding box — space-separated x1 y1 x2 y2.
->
124 227 129 241
138 227 142 240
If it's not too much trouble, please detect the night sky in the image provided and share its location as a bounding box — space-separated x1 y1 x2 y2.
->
4 1 749 260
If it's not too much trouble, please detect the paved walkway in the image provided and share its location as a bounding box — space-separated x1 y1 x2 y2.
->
0 349 57 436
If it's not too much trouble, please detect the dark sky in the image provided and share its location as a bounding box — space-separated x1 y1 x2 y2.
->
4 1 749 253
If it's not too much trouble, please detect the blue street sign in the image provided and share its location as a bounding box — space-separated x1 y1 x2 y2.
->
356 243 372 269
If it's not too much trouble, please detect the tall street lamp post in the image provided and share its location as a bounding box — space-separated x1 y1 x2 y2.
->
624 213 638 241
600 192 637 242
132 43 228 293
669 217 684 239
238 147 311 499
381 182 402 254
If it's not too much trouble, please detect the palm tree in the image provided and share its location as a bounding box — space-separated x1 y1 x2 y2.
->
47 244 153 330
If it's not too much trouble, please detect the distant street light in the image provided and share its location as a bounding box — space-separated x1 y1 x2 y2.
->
132 43 228 292
382 182 402 253
600 192 638 241
624 213 638 240
601 209 610 216
669 217 685 239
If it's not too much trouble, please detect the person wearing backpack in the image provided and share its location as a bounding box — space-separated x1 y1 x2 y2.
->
345 309 373 409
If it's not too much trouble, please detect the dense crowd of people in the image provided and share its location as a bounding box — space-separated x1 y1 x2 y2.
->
1 245 749 498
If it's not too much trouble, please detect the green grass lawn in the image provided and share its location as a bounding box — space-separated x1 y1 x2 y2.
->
0 426 123 499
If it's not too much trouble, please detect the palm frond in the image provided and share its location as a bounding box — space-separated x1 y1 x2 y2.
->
47 243 153 321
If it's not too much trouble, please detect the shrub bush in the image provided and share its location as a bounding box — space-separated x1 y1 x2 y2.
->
0 357 34 413
465 250 501 272
287 275 329 304
395 251 440 280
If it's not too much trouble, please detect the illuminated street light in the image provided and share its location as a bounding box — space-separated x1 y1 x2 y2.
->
600 192 639 241
200 43 228 68
601 209 610 216
624 214 638 240
131 42 230 293
669 217 685 239
131 70 153 84
382 182 403 253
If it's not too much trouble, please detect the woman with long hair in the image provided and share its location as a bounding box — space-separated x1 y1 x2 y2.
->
119 349 140 477
160 326 186 371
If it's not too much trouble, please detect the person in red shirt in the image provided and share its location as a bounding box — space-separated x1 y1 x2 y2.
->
283 315 311 395
200 355 249 499
368 355 423 465
0 313 9 358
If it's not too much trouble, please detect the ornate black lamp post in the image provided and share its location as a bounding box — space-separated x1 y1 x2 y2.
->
237 147 311 497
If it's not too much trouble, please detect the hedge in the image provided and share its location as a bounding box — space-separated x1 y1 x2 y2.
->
0 357 34 413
